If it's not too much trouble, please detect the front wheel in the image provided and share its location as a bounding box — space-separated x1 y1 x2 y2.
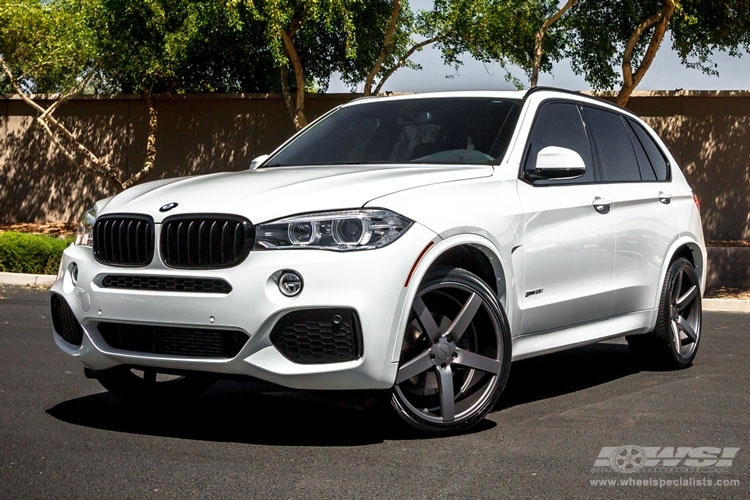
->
628 257 702 369
391 267 512 434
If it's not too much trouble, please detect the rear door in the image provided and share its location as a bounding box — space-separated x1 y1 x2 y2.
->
582 106 682 315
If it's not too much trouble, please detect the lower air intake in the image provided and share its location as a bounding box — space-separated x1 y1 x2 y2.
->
270 308 362 364
50 294 84 346
97 322 248 358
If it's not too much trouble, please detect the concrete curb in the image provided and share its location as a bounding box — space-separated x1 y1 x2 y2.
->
1 272 748 313
0 272 56 287
702 298 750 313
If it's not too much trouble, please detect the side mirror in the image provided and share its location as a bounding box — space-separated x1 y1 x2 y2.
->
527 146 586 180
249 154 269 170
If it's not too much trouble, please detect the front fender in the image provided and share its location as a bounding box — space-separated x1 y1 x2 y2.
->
387 233 514 364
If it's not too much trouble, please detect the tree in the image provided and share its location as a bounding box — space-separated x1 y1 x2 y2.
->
361 0 405 96
336 1 446 96
342 0 561 95
2 0 280 193
0 0 140 192
0 0 94 94
244 0 362 130
91 0 277 94
248 1 503 122
566 0 750 105
433 0 571 88
339 0 418 97
531 0 578 87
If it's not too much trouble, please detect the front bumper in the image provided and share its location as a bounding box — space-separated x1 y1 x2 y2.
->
50 223 438 390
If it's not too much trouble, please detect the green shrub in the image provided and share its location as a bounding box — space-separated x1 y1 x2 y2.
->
0 232 73 275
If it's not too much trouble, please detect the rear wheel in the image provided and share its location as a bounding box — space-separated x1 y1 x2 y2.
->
628 257 702 369
391 267 511 434
94 366 216 403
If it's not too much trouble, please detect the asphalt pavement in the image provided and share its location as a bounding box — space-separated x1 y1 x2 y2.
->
0 285 748 499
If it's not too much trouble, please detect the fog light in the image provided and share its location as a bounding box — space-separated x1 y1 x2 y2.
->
278 270 303 297
69 262 78 285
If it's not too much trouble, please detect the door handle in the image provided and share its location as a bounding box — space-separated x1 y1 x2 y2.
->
592 197 612 214
658 192 673 204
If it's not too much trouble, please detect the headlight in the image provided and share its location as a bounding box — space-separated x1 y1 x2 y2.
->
255 209 412 251
74 206 97 246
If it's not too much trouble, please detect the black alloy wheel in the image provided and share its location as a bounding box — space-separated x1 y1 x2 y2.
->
391 267 511 434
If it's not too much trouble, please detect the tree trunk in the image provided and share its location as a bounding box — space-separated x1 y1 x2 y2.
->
280 66 297 123
1 58 125 191
280 22 308 130
123 93 158 190
364 0 401 96
531 0 578 88
372 36 440 95
1 57 160 194
617 0 679 106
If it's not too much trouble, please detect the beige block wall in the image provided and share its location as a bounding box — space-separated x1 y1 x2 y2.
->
0 94 349 223
1 91 748 241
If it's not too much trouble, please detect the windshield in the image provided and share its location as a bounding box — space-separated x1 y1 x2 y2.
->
263 97 521 167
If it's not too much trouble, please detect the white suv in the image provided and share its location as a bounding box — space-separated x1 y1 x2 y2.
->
50 88 706 433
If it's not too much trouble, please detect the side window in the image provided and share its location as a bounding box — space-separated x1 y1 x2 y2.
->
583 106 641 182
627 122 657 181
523 102 594 183
626 118 670 181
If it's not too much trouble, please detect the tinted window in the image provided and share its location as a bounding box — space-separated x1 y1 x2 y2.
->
523 102 594 183
626 118 670 181
264 98 521 167
583 107 641 182
626 121 657 181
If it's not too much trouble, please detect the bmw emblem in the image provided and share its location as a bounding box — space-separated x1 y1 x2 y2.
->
159 202 179 212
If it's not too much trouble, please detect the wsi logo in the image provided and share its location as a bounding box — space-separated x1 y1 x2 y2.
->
592 446 740 473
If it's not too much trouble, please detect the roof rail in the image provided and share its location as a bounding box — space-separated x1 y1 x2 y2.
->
523 86 625 109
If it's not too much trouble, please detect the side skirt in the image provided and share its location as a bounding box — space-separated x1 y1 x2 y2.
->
511 310 657 361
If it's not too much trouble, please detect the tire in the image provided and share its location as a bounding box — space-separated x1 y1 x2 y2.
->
627 257 702 369
391 267 512 434
94 366 216 403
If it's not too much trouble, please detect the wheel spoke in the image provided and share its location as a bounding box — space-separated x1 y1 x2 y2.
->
675 284 698 312
445 292 483 343
412 296 442 342
454 348 501 375
436 365 455 423
395 350 434 383
670 320 682 351
671 270 684 303
676 315 698 344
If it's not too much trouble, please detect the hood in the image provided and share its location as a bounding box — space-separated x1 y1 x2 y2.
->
100 164 493 223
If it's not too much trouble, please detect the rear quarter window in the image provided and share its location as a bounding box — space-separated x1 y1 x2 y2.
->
626 118 670 181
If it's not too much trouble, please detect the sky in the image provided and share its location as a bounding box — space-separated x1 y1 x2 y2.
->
327 3 750 94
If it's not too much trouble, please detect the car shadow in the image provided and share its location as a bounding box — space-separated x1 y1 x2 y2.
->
498 341 638 410
47 342 639 444
47 384 404 446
